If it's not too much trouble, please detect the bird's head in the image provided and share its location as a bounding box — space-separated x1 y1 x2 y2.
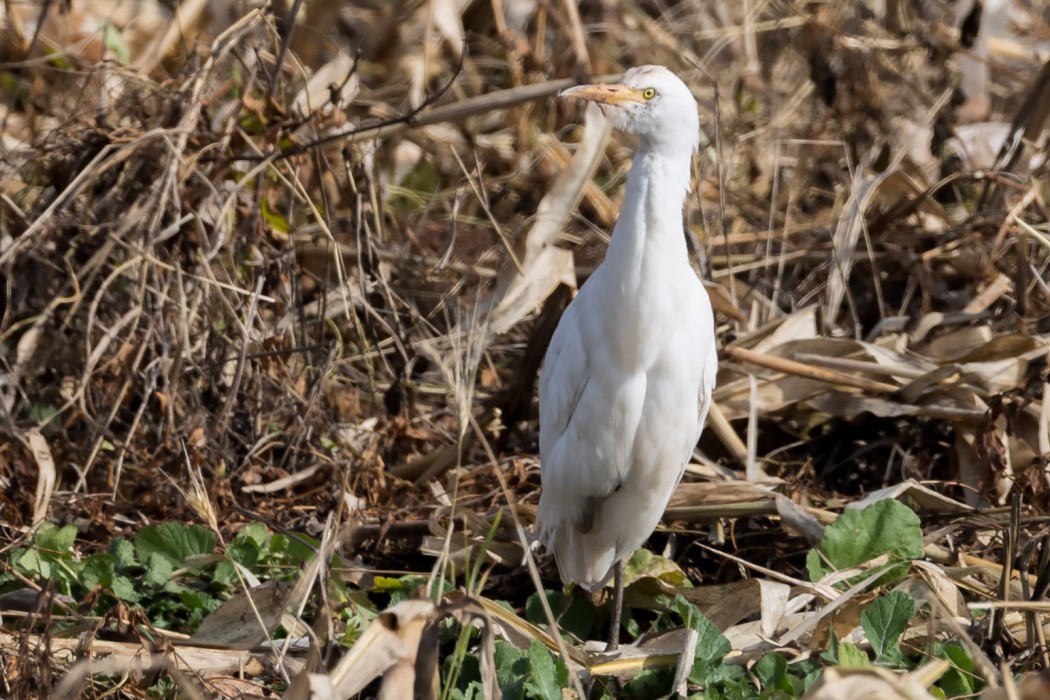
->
559 65 700 153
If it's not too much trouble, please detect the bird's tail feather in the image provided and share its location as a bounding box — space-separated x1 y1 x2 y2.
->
551 525 617 591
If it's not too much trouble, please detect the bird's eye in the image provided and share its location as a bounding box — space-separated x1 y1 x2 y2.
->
642 87 657 100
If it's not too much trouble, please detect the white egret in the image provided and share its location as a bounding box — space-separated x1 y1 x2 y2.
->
536 65 718 650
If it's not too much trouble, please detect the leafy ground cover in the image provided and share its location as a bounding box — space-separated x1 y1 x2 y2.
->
2 0 1050 698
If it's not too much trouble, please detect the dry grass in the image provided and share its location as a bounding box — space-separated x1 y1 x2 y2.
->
2 0 1050 697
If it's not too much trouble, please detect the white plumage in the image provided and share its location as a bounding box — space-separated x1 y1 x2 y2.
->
536 66 718 605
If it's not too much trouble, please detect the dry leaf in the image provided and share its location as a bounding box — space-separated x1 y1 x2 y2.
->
803 662 947 700
479 102 612 334
28 430 56 530
191 581 292 649
324 599 435 699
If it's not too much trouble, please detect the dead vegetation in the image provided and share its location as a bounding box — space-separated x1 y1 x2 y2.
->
2 0 1050 697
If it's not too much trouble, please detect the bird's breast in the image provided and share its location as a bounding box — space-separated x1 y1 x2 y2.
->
590 255 702 370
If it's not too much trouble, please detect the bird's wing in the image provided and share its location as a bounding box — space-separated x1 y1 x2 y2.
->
537 287 645 537
693 283 719 440
538 300 588 466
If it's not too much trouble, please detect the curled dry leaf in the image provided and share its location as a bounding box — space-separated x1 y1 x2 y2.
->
803 661 949 700
847 479 973 515
310 599 435 700
950 122 1047 172
419 532 525 569
415 594 501 700
43 631 302 699
28 429 56 530
478 102 612 335
775 493 826 545
979 670 1050 700
826 169 905 324
907 560 970 621
291 52 360 120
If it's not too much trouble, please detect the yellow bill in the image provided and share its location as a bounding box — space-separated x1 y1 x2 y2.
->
559 83 647 105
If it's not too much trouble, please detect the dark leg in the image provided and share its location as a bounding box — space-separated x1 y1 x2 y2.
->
606 559 624 651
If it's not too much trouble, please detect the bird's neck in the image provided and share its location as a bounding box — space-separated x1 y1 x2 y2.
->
605 145 692 274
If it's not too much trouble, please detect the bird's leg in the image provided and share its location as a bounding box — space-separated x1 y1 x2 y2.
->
606 559 625 651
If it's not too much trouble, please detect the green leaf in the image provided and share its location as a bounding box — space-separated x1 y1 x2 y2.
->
493 640 528 700
523 640 561 700
553 650 570 689
443 650 481 695
268 532 317 566
110 538 136 569
625 667 673 697
624 548 691 587
807 500 923 584
936 641 978 696
794 659 824 694
694 663 753 697
260 197 290 234
525 589 594 641
449 682 485 700
755 650 789 696
135 523 215 569
28 404 57 422
111 575 139 602
228 523 267 569
35 523 77 554
805 549 825 582
837 642 870 668
16 548 49 578
819 632 839 665
387 159 439 211
674 596 730 662
80 554 116 590
147 676 176 697
373 574 435 605
178 587 218 613
378 574 450 604
238 113 268 134
143 552 175 586
234 522 269 549
373 576 407 592
213 561 237 587
101 23 130 64
672 595 733 687
861 590 914 662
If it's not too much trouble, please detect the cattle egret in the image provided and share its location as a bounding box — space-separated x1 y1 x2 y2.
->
536 65 718 650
